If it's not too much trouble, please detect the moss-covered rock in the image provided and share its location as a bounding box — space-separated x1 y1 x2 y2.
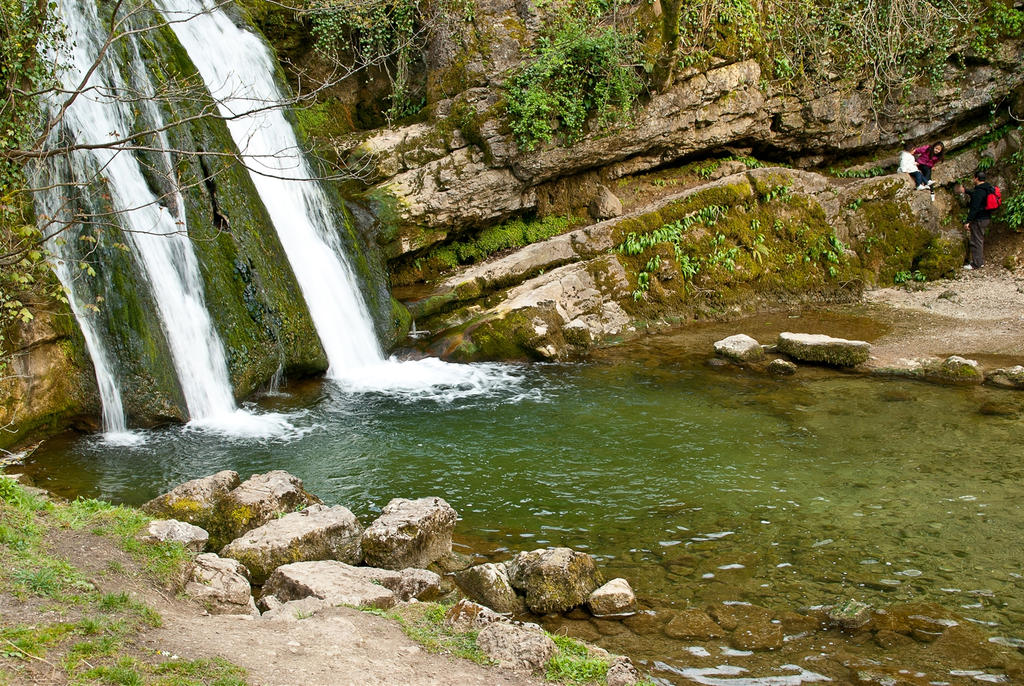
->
507 547 604 615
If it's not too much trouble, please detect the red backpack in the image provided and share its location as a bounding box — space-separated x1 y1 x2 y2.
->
985 186 1002 211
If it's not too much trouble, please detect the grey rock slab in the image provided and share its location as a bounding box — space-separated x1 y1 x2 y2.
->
185 553 258 616
476 622 556 672
507 547 603 614
262 560 400 610
219 504 363 584
713 334 765 363
142 470 239 529
454 562 523 614
260 596 335 622
361 497 457 570
587 578 637 617
590 185 623 220
777 332 871 368
139 519 209 553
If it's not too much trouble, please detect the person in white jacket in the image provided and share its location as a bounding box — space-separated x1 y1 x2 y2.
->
899 143 930 190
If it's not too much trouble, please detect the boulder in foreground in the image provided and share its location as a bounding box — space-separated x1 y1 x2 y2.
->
212 470 322 548
142 470 239 530
713 334 765 363
476 622 556 672
361 497 457 569
185 553 258 616
219 504 362 584
507 547 603 614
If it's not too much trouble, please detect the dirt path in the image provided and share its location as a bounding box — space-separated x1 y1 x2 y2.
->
861 266 1024 368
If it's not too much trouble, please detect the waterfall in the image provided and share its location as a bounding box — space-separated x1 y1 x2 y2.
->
37 0 289 434
154 0 386 377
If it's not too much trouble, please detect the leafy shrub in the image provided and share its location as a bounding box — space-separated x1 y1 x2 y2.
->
505 3 643 151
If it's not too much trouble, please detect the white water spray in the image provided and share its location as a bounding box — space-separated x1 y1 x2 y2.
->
38 0 293 437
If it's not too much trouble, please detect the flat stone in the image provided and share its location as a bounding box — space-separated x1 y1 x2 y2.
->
220 504 363 584
987 365 1024 389
142 470 240 530
731 620 783 651
590 185 623 220
713 334 765 363
706 602 772 631
212 471 322 549
476 622 556 672
259 596 334 622
361 497 458 570
507 547 603 614
185 553 258 616
454 562 524 614
776 332 871 368
262 560 397 610
139 519 209 553
663 609 725 640
587 578 637 617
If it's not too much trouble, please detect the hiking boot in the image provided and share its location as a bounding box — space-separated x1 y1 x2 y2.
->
916 184 929 190
962 264 974 271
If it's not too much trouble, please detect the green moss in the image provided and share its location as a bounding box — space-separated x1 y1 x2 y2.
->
449 309 545 361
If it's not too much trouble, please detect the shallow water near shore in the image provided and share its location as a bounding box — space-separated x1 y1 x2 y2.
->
21 325 1024 683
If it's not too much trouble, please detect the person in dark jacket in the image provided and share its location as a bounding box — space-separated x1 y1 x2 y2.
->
912 141 944 187
956 170 996 270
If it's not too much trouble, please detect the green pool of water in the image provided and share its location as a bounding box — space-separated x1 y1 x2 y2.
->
21 348 1024 679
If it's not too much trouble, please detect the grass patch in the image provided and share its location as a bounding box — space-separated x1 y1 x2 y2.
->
367 603 492 665
0 481 231 684
545 634 608 684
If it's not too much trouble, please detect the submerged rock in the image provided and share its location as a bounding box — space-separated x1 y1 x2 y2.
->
776 332 871 367
212 470 322 549
454 562 524 614
185 553 258 616
219 504 363 584
713 334 765 363
476 622 556 672
587 578 637 617
663 609 726 640
361 497 458 570
507 547 603 614
139 519 209 553
827 599 872 631
142 470 240 530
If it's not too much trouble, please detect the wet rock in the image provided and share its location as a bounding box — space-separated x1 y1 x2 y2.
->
932 356 984 386
590 185 623 220
476 622 556 672
767 358 798 376
142 470 240 530
362 497 458 569
592 618 628 636
138 519 209 553
731 620 783 651
978 401 1018 417
775 610 823 635
219 504 363 584
707 357 730 369
987 365 1024 389
443 598 508 632
931 624 999 667
907 612 959 642
507 547 604 614
606 656 642 686
827 599 872 631
185 553 258 616
663 609 725 640
707 602 772 631
587 578 637 617
429 550 475 574
777 332 871 367
212 471 322 549
874 629 914 650
262 560 397 610
713 334 765 363
454 562 524 614
623 609 662 635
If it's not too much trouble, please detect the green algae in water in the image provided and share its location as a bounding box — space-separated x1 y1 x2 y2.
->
21 359 1024 675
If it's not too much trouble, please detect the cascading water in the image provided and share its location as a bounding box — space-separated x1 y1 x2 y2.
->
37 0 293 436
154 0 384 375
156 0 521 399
